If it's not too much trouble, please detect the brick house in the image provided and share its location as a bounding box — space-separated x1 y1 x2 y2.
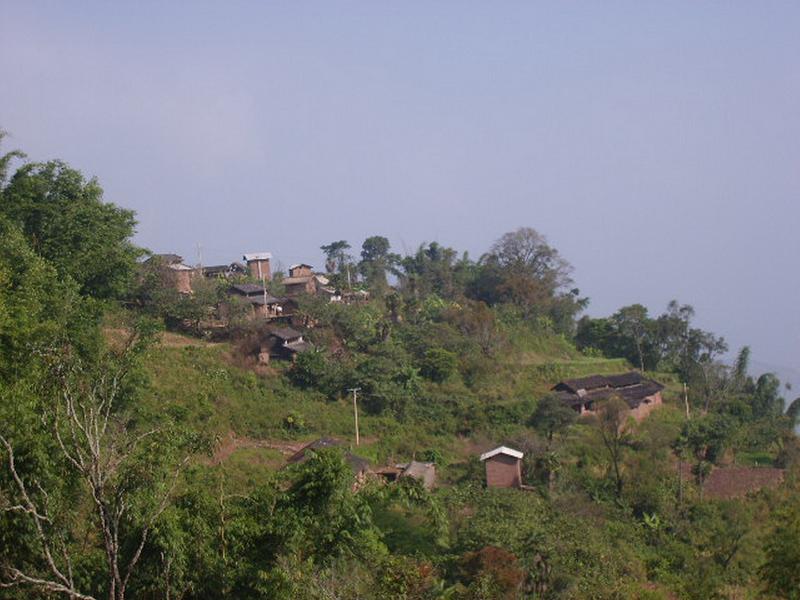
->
552 372 664 421
480 446 524 488
283 264 318 297
146 254 196 294
243 252 272 282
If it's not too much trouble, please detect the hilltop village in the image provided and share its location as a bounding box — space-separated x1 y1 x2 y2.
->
1 133 798 598
140 246 788 501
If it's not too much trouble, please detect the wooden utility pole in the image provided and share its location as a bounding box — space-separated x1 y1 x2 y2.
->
348 387 361 446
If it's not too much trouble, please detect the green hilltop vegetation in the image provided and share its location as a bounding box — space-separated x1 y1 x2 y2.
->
1 132 800 599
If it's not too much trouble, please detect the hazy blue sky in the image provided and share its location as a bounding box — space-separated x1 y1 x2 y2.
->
2 2 798 372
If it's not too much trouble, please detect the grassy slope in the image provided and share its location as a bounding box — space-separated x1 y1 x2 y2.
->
138 327 677 487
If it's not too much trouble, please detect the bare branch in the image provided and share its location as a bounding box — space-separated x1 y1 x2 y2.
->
0 567 96 600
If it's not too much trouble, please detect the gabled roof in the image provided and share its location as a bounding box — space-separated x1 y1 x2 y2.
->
270 327 303 341
204 262 246 275
243 252 272 262
480 446 524 461
287 437 342 463
230 283 267 295
286 438 370 474
247 295 283 306
289 263 313 270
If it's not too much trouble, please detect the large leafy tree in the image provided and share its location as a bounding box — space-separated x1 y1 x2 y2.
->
673 413 734 493
611 304 652 372
469 227 586 332
359 235 400 294
1 160 142 299
529 394 576 446
320 240 354 288
399 242 472 301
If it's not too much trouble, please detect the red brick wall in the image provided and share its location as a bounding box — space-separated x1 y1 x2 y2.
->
173 270 194 294
247 259 272 281
285 278 317 297
289 265 313 278
484 454 522 488
629 391 663 422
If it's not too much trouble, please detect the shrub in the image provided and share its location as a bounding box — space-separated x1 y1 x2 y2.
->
420 348 458 383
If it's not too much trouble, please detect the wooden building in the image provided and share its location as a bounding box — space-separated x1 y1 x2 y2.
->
552 372 664 421
227 283 283 319
243 252 272 282
480 446 524 488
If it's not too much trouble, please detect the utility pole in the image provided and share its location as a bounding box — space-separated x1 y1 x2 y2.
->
347 387 361 446
683 382 690 419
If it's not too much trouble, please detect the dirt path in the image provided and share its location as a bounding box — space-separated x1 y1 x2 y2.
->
211 432 306 465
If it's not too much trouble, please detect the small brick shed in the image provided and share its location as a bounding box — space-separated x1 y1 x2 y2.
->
480 446 524 488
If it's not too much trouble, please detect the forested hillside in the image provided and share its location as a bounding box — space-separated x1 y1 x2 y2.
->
1 133 799 599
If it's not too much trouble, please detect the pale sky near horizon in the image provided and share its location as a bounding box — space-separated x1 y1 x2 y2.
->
1 2 799 373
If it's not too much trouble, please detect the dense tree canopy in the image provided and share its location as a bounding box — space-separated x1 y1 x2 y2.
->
0 160 141 299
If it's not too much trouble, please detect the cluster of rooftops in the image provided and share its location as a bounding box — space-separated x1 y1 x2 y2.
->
283 372 666 492
149 251 368 308
287 437 437 490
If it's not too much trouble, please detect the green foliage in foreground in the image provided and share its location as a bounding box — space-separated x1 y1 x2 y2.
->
1 138 798 598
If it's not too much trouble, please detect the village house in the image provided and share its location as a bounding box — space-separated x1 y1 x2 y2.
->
552 372 664 421
146 254 196 294
227 283 284 319
243 252 272 282
480 446 524 488
374 461 436 490
283 263 319 297
286 438 370 477
257 326 313 363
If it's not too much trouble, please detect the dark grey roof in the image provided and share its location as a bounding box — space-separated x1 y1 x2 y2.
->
287 437 342 463
204 262 246 275
247 295 282 306
230 283 266 295
284 340 313 353
553 372 664 410
270 327 303 341
286 438 370 474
